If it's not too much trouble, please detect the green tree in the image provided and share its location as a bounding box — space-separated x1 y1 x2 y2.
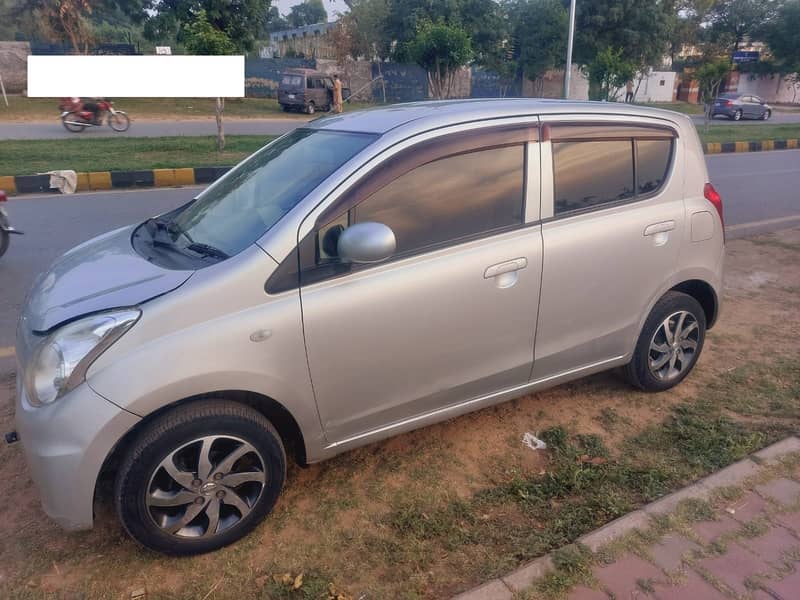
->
706 0 781 52
585 46 636 101
762 0 800 73
696 58 730 127
385 0 497 62
405 19 472 99
264 5 290 33
508 0 568 96
287 0 327 27
143 0 269 52
572 0 674 97
182 9 236 150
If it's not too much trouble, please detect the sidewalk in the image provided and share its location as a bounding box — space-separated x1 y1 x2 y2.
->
456 438 800 599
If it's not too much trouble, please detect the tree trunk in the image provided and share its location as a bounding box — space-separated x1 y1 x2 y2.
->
215 97 225 151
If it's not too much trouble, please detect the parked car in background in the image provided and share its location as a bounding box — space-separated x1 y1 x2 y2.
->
277 68 350 114
711 93 772 121
14 100 725 555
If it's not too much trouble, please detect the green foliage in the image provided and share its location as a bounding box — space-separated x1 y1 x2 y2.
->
706 0 781 52
507 0 568 91
385 0 498 62
182 9 236 55
695 59 731 103
405 19 473 99
572 0 675 70
586 47 636 101
143 0 267 52
287 0 328 28
762 0 800 73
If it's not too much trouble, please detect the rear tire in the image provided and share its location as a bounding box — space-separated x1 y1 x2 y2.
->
733 109 742 121
624 291 706 392
306 101 315 115
62 112 87 132
0 230 8 258
114 400 286 555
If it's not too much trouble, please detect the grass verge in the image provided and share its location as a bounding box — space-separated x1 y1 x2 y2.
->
0 96 374 121
2 122 798 178
0 135 274 175
697 123 800 144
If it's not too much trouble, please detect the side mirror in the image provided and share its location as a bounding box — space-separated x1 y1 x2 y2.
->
337 222 396 264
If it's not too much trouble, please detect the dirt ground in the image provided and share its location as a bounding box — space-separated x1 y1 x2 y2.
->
0 229 798 599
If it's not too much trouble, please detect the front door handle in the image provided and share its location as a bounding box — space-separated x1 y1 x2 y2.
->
484 257 528 279
644 221 676 236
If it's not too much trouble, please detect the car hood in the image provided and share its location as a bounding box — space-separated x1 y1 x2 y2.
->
22 226 193 333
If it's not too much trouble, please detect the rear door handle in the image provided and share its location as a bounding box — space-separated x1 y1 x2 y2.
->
484 257 527 279
643 221 676 236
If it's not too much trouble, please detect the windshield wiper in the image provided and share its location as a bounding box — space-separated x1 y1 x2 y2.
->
185 243 229 260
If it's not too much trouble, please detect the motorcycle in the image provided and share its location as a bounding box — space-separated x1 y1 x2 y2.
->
59 98 131 133
0 190 23 259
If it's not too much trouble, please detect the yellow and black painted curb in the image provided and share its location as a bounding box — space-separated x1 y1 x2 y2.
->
1 166 232 195
702 138 799 154
1 139 798 195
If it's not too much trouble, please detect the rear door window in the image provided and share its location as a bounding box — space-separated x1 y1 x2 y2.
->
636 139 674 195
551 124 676 216
553 140 634 214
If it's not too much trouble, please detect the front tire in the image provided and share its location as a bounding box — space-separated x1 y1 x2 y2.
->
624 291 706 392
761 110 771 121
108 111 130 132
306 101 315 115
114 400 286 555
0 230 8 258
733 109 742 121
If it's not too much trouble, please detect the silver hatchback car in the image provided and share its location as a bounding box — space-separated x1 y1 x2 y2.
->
15 100 725 554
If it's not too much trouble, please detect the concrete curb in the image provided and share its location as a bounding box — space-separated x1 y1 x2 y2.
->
1 138 798 196
0 166 232 196
451 436 800 600
702 138 799 154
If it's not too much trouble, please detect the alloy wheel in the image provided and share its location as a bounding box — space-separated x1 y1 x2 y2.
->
648 311 700 381
146 435 266 538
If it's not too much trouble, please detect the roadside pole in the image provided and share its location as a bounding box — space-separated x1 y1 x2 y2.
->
564 0 577 99
0 72 8 107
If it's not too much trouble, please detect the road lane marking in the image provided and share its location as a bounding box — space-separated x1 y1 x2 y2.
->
0 347 15 359
727 215 800 232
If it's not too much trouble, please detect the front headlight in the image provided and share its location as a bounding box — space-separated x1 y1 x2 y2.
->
25 308 140 407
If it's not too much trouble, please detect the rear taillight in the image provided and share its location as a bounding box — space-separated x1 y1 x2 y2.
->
704 182 724 242
725 100 733 106
0 190 7 202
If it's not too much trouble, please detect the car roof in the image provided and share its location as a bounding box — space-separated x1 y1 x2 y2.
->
305 98 688 135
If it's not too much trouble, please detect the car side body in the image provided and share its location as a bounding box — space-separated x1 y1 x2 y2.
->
15 99 724 550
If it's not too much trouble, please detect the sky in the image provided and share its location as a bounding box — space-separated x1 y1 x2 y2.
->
272 0 350 21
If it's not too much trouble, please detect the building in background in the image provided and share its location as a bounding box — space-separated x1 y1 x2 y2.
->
263 23 337 59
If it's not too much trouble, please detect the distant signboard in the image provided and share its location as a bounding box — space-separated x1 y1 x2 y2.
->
733 51 759 64
156 46 172 55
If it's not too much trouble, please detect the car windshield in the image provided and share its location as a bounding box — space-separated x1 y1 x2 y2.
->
281 75 303 86
166 129 377 257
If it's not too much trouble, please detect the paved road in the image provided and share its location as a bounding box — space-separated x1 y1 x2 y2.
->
0 149 798 348
1 111 799 140
0 117 309 140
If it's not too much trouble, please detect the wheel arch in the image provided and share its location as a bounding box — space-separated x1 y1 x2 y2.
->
669 279 719 329
96 390 308 504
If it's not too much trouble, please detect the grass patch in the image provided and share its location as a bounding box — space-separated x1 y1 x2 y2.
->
0 95 374 121
641 102 705 115
697 123 800 144
0 135 275 175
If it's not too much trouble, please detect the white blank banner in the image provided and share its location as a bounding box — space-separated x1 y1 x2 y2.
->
27 55 244 97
